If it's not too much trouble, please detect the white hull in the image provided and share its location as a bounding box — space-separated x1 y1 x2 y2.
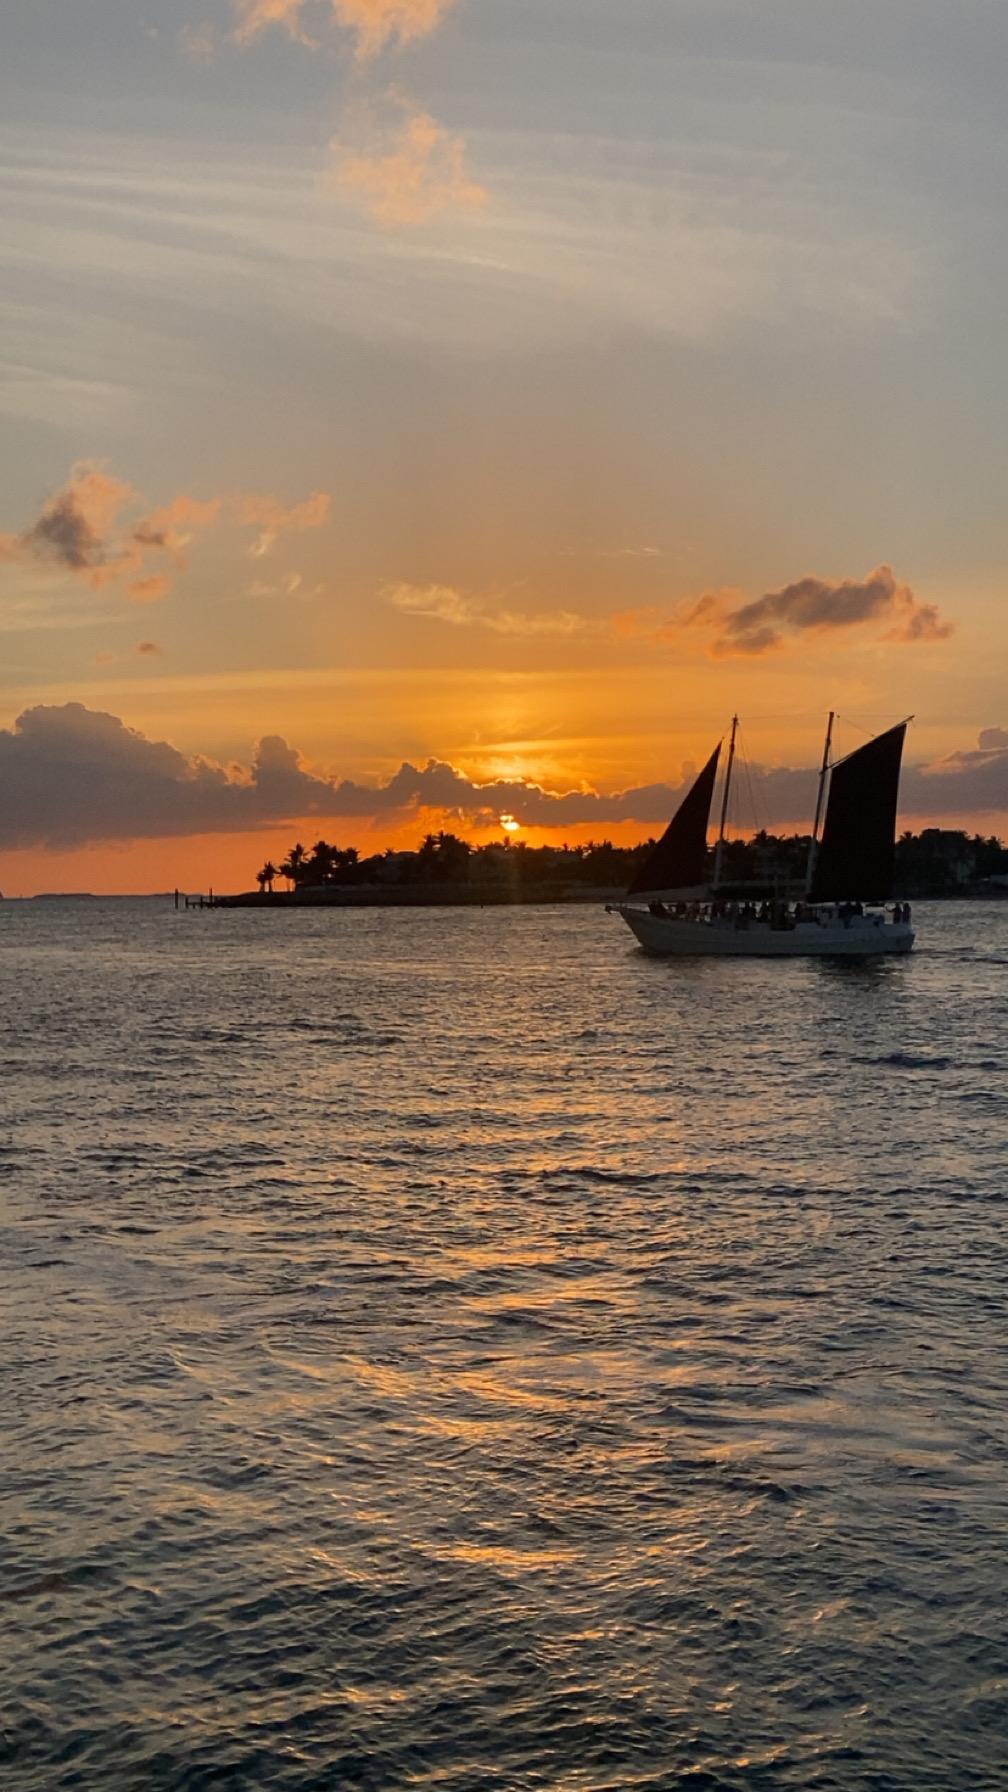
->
611 905 914 958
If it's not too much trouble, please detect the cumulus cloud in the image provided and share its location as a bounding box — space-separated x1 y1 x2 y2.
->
928 728 1008 774
384 581 591 636
612 566 952 657
232 0 455 55
0 467 330 602
1 464 135 579
704 565 952 656
331 105 485 226
1 705 1004 852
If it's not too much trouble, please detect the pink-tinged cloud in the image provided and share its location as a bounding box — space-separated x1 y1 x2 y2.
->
233 491 331 557
332 107 486 226
7 463 137 583
232 0 316 45
134 495 224 559
233 0 455 55
129 576 173 605
613 567 951 657
384 581 591 636
1 705 1004 851
0 468 330 600
706 564 952 656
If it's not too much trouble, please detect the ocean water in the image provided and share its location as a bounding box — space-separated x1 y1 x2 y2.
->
2 897 1007 1791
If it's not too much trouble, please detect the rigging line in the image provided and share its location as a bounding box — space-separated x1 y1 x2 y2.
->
737 733 763 837
830 711 913 769
833 711 880 745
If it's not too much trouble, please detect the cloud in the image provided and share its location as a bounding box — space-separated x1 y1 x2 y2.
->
705 565 952 657
929 728 1008 774
249 571 308 598
232 0 455 55
1 706 1004 852
13 464 136 578
231 0 317 45
233 491 330 557
0 467 329 602
134 495 224 559
383 581 592 636
331 105 485 226
178 21 218 65
129 575 172 605
136 641 161 655
614 567 952 657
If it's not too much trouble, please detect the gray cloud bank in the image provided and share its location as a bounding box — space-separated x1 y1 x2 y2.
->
1 704 1005 852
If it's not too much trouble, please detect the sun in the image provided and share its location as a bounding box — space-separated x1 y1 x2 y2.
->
499 813 521 835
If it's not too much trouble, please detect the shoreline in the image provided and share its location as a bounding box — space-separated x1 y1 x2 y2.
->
212 885 625 909
210 885 1007 910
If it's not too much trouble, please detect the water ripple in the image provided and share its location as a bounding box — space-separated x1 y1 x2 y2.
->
1 899 1006 1789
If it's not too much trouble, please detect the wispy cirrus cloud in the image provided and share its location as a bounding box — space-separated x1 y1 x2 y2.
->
178 20 218 65
234 491 332 558
0 464 330 602
331 104 485 226
1 704 1004 851
384 581 591 637
613 566 952 658
232 0 456 56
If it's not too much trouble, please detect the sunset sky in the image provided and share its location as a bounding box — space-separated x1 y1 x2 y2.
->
2 0 1006 893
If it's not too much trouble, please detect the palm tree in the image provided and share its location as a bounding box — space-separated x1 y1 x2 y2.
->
256 859 277 895
417 830 470 883
309 840 335 885
279 842 308 890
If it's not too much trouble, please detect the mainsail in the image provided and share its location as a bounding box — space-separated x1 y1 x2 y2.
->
808 721 907 903
627 744 721 896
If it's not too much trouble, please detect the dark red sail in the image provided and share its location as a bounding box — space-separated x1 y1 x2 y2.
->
809 722 907 903
627 744 721 895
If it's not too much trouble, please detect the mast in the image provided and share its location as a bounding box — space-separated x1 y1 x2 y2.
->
712 714 738 890
805 709 834 894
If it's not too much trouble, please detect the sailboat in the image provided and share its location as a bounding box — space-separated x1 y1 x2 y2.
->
608 715 915 957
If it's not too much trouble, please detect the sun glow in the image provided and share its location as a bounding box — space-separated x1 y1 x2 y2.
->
499 813 521 834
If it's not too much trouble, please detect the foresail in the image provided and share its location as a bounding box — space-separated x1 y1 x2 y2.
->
809 722 907 903
627 744 721 896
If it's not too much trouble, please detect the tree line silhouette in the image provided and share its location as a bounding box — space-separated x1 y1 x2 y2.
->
255 827 1008 898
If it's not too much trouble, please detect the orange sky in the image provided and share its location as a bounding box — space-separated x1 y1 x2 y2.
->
1 2 1006 891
